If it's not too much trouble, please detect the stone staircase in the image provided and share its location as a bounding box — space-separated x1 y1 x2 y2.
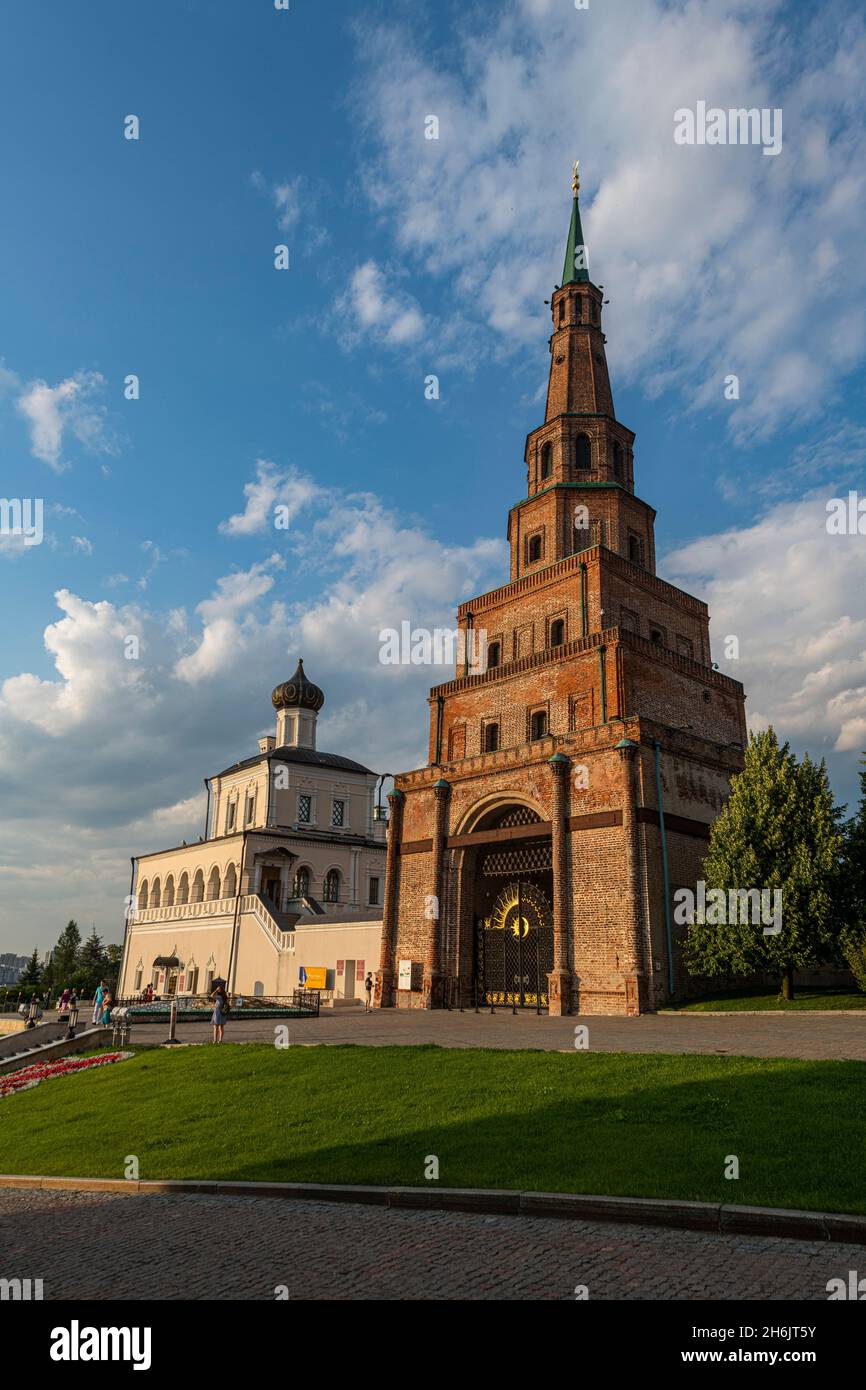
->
0 1019 112 1075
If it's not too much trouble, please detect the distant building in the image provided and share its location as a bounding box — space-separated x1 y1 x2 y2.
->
119 661 386 1000
0 954 31 986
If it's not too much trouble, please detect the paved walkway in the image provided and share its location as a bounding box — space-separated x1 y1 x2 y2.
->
0 1187 856 1300
128 1006 866 1061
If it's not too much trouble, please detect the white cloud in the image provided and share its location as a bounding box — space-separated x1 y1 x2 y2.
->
350 0 866 440
71 535 93 555
337 261 425 348
0 470 504 951
218 459 320 537
15 370 115 471
250 170 331 252
664 492 866 767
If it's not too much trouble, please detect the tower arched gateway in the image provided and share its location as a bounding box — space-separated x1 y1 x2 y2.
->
377 165 747 1016
457 804 554 1008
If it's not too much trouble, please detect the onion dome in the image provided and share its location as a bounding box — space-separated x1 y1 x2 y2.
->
271 659 325 714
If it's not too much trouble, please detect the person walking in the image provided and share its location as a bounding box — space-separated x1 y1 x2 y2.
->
57 987 71 1015
100 986 114 1026
92 979 106 1026
364 971 374 1013
210 979 229 1043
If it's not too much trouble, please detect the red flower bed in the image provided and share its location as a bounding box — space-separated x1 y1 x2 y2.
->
0 1051 133 1100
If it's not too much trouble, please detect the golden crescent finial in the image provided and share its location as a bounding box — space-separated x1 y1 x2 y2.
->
572 159 580 196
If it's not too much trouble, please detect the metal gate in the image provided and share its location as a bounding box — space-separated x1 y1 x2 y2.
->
476 879 553 1008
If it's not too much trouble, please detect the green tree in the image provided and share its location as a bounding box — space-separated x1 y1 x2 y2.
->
105 942 123 988
52 919 81 990
79 927 108 995
17 948 43 991
685 729 846 1000
842 753 866 989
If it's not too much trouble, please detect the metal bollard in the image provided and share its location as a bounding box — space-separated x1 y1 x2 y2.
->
164 997 180 1046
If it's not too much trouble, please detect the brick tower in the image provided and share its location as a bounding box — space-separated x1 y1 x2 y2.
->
377 164 747 1016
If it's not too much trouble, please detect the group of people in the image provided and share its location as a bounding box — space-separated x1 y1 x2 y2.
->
53 981 115 1026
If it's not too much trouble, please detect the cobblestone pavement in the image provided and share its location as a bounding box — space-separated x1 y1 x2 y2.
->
122 1005 866 1061
0 1187 855 1300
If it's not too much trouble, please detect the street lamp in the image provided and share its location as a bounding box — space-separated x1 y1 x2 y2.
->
373 773 394 823
64 999 80 1041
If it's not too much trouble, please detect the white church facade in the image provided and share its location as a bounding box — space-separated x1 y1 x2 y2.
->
118 661 386 1001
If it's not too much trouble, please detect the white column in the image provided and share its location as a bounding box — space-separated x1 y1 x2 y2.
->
349 848 361 908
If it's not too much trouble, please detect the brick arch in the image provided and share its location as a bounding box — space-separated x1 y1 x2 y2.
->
456 791 547 837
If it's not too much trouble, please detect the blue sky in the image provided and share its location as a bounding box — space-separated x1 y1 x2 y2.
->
1 0 865 953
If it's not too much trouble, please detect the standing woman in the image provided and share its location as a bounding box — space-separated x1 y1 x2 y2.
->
210 979 229 1044
92 979 106 1026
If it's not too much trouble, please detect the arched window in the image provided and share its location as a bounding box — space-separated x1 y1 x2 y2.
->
164 875 175 907
540 442 552 480
549 618 565 647
191 869 205 903
575 434 591 471
151 877 161 908
138 880 149 910
528 535 542 564
558 299 565 323
612 442 623 479
207 866 221 901
177 872 189 905
530 710 548 741
488 642 501 670
224 863 237 897
484 723 499 753
292 867 310 899
575 296 582 323
323 869 340 904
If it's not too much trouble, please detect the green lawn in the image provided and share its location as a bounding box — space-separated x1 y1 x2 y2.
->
1 1045 865 1214
670 988 866 1012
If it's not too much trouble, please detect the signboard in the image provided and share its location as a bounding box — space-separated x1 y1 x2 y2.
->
300 966 327 990
397 959 415 990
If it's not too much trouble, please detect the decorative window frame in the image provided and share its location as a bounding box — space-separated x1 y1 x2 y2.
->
627 531 645 566
447 723 467 762
569 691 593 732
525 529 545 567
322 866 341 905
547 611 567 648
527 701 551 743
481 717 500 754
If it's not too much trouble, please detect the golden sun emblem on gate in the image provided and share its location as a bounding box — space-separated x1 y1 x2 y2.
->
485 881 550 940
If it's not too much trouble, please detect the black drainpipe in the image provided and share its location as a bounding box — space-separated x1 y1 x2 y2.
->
654 740 675 998
226 831 248 997
117 856 137 996
464 611 474 675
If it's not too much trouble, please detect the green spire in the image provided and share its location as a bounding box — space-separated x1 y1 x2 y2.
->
561 160 589 285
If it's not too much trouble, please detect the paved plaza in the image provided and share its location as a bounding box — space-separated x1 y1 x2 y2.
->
121 1004 866 1062
0 1186 857 1301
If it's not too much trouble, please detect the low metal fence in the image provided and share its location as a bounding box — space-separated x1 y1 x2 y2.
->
112 990 321 1020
